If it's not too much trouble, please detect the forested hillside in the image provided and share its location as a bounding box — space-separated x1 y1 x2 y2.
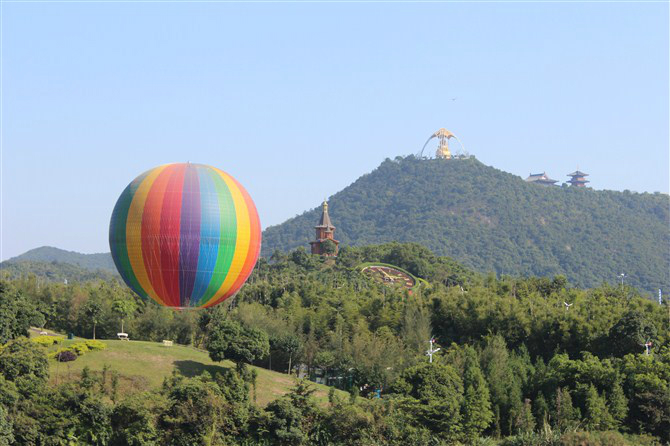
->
0 260 119 282
3 246 117 272
262 157 669 294
2 243 669 445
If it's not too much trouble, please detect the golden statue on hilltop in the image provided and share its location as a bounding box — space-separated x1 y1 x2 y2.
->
419 128 465 159
433 128 455 159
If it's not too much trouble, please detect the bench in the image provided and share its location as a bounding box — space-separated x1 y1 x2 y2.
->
162 340 173 347
117 333 129 341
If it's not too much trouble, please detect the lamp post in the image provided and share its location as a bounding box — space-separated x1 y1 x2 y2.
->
426 338 441 363
618 273 626 291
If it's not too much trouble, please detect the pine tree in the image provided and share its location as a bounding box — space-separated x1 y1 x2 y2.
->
553 387 578 431
515 398 535 434
461 346 493 443
607 377 628 427
533 393 549 428
583 384 615 431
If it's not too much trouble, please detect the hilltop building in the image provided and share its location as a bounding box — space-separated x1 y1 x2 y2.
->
525 172 558 186
310 200 339 256
567 170 590 187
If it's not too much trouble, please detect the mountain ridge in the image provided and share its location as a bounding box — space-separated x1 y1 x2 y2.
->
4 158 668 293
261 156 669 294
2 246 117 272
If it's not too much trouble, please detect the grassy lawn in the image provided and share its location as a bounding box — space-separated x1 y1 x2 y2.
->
36 330 341 407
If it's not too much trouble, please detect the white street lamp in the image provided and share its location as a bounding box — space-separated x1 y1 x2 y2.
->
426 338 441 363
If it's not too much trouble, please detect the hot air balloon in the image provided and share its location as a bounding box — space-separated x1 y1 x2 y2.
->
109 163 261 309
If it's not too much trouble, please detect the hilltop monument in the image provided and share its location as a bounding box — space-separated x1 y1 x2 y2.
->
567 170 590 187
525 172 558 186
419 128 466 159
310 200 339 256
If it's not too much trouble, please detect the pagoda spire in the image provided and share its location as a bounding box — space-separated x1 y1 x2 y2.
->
316 200 334 230
310 200 339 256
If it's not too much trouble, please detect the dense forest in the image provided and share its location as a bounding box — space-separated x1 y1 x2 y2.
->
1 243 669 445
262 157 670 294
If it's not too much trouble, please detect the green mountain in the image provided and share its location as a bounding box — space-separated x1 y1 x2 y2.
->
261 156 669 294
0 260 119 282
3 246 116 271
1 246 119 282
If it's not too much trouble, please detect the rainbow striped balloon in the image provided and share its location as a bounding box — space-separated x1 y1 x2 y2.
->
109 163 261 309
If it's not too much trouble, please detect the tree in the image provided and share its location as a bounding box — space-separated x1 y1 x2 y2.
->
607 377 628 428
84 299 104 340
515 398 535 434
276 334 301 375
0 338 49 383
264 380 319 446
552 387 578 431
112 298 137 334
320 240 337 256
206 319 269 366
400 297 432 355
480 335 524 436
159 377 227 446
582 384 614 431
461 346 493 442
111 393 165 446
608 310 657 357
390 362 464 440
0 406 13 446
0 281 44 344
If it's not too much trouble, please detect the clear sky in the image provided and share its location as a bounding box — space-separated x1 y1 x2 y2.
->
2 1 668 260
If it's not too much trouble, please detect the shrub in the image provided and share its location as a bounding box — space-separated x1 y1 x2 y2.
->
32 336 64 347
50 348 71 359
68 342 90 356
560 431 659 446
55 350 77 362
84 340 107 351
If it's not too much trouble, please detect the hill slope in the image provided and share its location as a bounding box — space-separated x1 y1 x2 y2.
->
262 157 669 293
0 260 119 282
40 335 340 407
4 246 116 271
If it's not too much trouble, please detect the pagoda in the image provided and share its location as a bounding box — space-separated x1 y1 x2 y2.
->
310 200 339 256
525 172 558 186
567 170 589 187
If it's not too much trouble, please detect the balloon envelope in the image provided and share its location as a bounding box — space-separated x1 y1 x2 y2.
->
109 163 261 308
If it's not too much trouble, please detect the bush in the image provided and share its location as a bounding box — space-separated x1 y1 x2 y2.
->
55 350 77 362
84 340 107 351
31 336 64 347
68 342 90 356
560 431 659 446
50 348 71 359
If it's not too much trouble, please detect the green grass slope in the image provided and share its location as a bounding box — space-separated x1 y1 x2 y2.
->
262 156 669 294
44 334 339 407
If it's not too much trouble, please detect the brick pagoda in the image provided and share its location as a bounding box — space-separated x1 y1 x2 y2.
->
310 200 339 256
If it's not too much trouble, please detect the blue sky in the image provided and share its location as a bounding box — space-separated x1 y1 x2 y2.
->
2 2 668 260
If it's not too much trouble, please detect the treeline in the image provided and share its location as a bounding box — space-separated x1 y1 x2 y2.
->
1 338 667 445
261 156 670 293
1 243 669 444
0 260 118 283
